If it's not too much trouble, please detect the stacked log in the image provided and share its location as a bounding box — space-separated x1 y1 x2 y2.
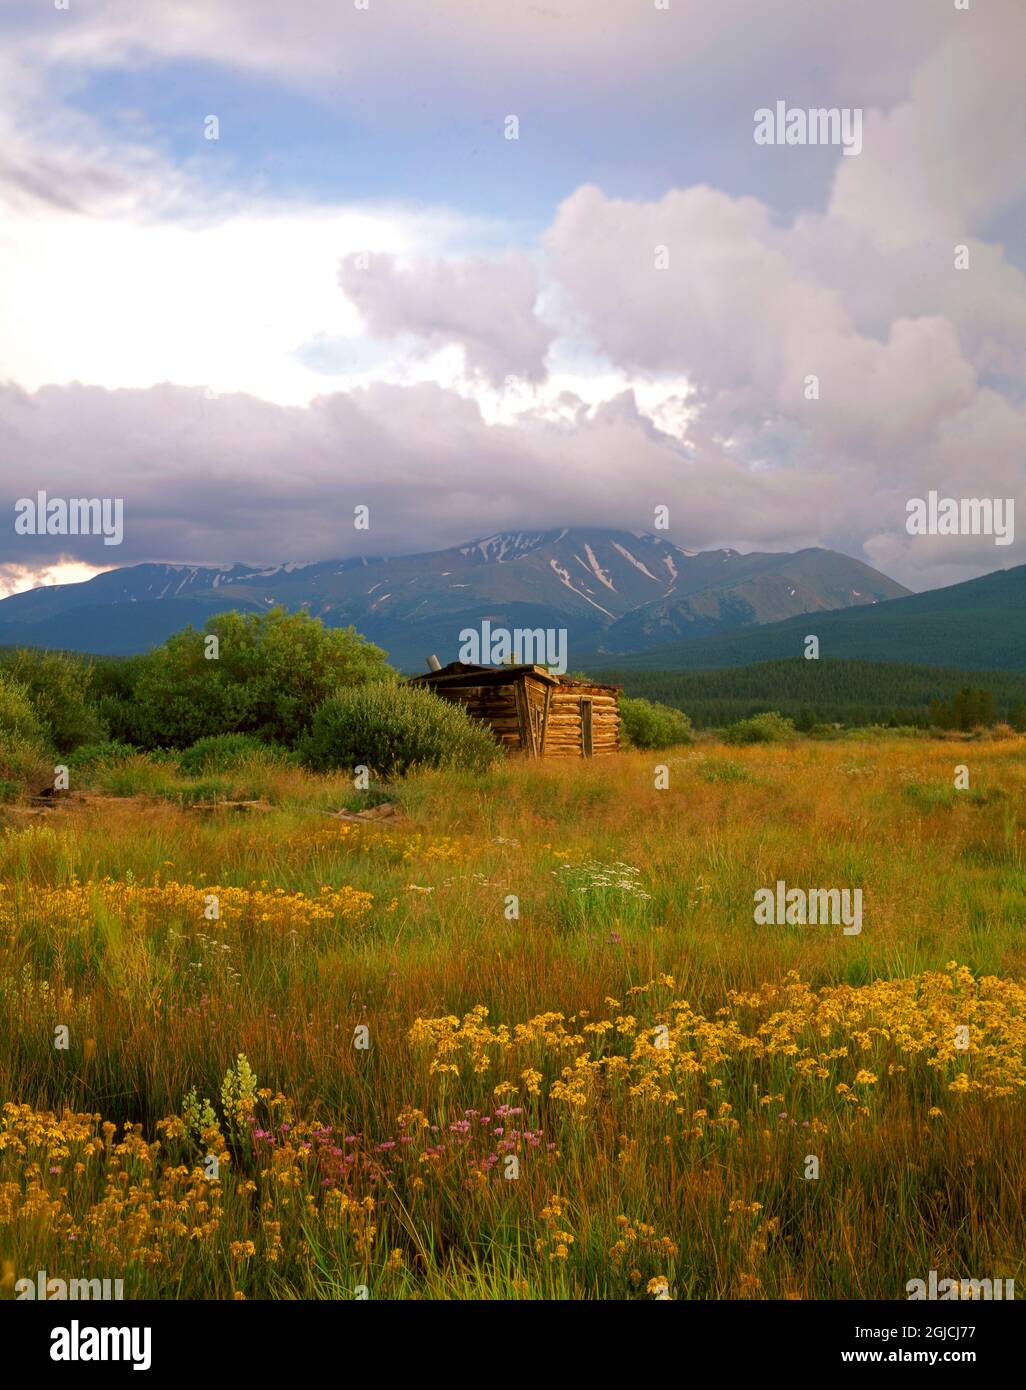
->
544 682 620 756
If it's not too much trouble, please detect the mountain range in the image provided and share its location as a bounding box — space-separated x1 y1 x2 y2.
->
0 529 911 669
586 562 1026 673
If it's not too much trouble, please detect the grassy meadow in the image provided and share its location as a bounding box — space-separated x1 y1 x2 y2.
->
2 732 1026 1300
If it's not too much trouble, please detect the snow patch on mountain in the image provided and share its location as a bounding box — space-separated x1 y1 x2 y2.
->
611 541 660 582
577 544 616 592
459 532 551 563
549 559 615 617
632 532 698 558
249 562 314 578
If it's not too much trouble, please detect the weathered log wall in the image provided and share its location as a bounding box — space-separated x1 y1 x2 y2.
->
431 683 524 749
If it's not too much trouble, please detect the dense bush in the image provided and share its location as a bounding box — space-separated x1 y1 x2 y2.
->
0 672 51 792
78 753 180 799
0 650 106 751
0 737 51 793
0 671 45 745
86 655 149 746
65 740 137 772
619 696 693 749
723 710 796 744
178 733 288 776
129 608 393 748
301 682 499 777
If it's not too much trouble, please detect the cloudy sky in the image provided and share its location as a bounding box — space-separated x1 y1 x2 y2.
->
1 0 1024 597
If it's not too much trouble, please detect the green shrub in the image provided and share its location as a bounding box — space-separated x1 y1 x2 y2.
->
0 671 46 745
0 736 51 794
178 733 287 776
87 655 149 745
0 779 21 803
0 650 106 751
66 740 137 772
130 608 393 748
0 673 51 793
302 682 499 777
93 755 177 799
723 711 796 744
619 696 693 750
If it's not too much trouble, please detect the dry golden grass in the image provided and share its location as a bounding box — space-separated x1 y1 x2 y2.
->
1 733 1024 1299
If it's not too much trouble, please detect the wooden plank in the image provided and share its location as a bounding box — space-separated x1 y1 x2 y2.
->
581 698 593 757
514 679 536 756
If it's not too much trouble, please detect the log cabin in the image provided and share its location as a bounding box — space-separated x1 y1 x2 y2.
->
409 661 621 758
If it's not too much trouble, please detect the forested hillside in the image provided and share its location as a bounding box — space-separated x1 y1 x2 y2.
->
588 565 1026 673
590 658 1026 729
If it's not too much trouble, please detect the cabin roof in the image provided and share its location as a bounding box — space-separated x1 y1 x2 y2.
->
409 661 560 688
555 677 623 693
409 661 620 693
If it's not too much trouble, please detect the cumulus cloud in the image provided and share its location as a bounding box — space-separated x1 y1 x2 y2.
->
338 252 554 385
0 0 1023 595
0 378 847 571
531 3 1026 587
827 5 1026 240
